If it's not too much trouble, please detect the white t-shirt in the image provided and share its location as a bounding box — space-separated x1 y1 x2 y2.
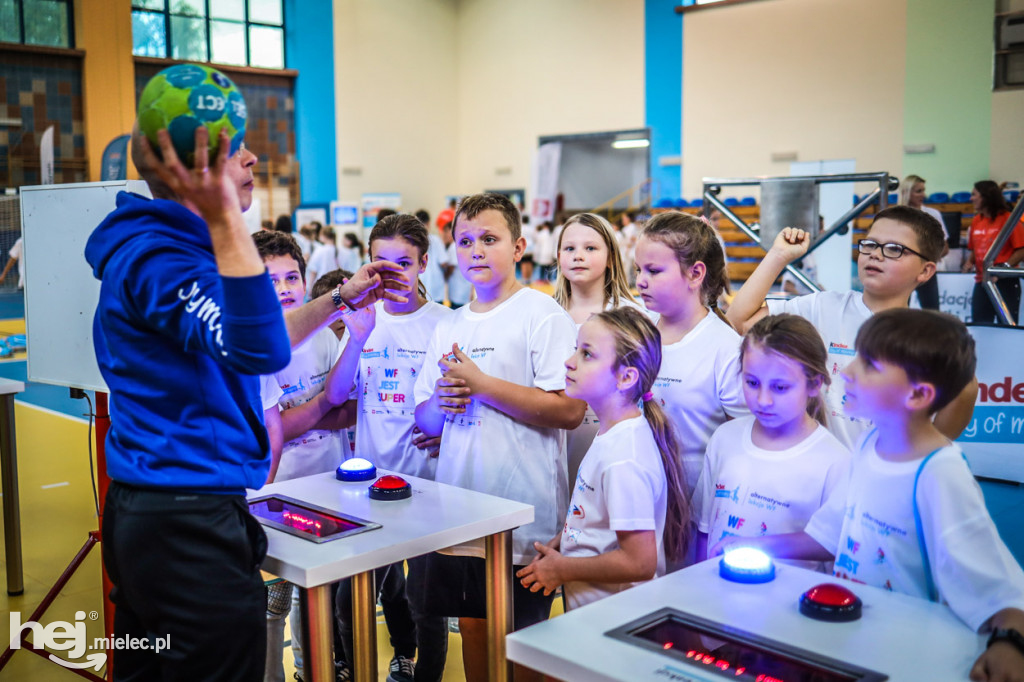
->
562 416 667 610
351 301 452 479
921 205 949 272
294 232 314 261
260 374 284 411
694 417 849 570
651 311 748 494
414 288 577 563
9 237 23 289
805 431 1024 631
534 229 555 266
767 291 873 450
272 328 346 481
421 234 449 303
445 242 473 305
566 296 649 487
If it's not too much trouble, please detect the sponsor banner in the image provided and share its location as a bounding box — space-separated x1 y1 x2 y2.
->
934 272 974 322
530 142 561 224
958 325 1024 482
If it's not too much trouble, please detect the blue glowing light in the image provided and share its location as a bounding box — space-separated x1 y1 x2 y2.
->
336 458 377 482
719 547 776 584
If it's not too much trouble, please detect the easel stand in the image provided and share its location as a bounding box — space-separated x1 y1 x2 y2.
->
0 392 115 681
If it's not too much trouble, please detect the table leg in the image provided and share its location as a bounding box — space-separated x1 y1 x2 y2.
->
0 394 22 596
486 530 513 682
302 585 335 682
351 570 377 682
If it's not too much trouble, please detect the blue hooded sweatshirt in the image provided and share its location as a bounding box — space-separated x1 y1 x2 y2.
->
86 192 291 493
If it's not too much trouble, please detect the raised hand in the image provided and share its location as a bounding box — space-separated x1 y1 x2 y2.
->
339 261 411 309
769 227 811 264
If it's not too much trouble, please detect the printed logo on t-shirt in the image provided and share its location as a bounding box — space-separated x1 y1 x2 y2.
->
563 527 582 544
569 503 585 520
441 346 463 363
759 522 768 536
748 491 791 512
875 548 886 565
308 369 329 388
280 378 306 396
361 346 390 360
714 483 739 502
469 346 494 360
835 552 859 575
828 342 856 357
726 515 745 530
396 347 425 360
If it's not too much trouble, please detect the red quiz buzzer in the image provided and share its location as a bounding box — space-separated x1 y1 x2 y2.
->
369 475 412 501
799 583 862 622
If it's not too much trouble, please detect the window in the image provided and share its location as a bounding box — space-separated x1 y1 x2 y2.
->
131 0 284 69
996 9 1024 90
0 0 73 48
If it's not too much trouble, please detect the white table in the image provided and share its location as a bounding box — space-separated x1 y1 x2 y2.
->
0 377 25 595
507 559 985 681
252 470 533 682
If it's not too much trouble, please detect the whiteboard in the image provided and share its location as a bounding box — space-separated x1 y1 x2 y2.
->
21 180 151 392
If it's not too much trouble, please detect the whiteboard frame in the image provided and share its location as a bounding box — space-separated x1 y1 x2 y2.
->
21 180 151 392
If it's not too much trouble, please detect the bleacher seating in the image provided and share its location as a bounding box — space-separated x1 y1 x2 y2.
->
951 191 972 203
650 196 978 282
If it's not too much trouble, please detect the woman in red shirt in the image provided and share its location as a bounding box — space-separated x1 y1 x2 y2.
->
963 180 1024 324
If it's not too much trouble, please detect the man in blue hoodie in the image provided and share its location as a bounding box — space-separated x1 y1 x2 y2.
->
86 126 407 682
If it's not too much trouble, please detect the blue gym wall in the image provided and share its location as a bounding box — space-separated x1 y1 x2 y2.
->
644 0 682 204
285 0 338 206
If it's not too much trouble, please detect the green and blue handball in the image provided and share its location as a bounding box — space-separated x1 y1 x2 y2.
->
137 63 247 167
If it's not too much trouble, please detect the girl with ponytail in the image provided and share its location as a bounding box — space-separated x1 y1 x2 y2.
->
694 314 850 570
517 307 690 609
634 211 748 512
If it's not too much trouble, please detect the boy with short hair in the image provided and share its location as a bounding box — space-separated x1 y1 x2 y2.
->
253 232 360 682
727 205 975 448
712 309 1024 681
413 193 586 680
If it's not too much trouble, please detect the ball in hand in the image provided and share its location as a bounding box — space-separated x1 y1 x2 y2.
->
137 63 247 168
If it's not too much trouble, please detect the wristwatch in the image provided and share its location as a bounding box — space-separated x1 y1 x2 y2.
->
987 628 1024 656
331 284 356 316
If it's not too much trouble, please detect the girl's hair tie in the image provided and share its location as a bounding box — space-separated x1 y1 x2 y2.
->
642 391 654 402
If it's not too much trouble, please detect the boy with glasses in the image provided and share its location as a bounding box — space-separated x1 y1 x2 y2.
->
728 206 975 448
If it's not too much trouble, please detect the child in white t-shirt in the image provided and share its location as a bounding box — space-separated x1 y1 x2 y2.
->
727 205 975 450
309 270 358 460
253 231 358 681
413 193 585 681
321 214 451 682
552 212 647 486
694 314 849 569
634 211 749 497
517 307 690 610
713 310 1024 680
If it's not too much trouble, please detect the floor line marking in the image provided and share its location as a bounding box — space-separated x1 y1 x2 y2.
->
41 481 70 489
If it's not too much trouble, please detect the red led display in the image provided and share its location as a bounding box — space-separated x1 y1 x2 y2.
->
633 616 861 682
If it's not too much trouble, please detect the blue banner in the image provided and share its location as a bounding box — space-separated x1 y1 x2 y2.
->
100 134 131 181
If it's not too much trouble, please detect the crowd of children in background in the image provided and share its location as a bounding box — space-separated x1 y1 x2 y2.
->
259 191 1024 682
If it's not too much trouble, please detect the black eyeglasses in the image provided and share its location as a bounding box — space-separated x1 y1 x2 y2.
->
857 239 926 260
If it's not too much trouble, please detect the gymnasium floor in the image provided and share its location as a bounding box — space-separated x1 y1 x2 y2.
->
0 289 1021 681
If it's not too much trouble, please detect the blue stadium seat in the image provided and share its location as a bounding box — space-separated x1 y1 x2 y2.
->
739 197 756 206
689 199 702 209
723 197 740 207
927 192 950 204
673 198 689 208
1004 190 1020 204
888 193 898 204
655 198 675 208
951 191 971 203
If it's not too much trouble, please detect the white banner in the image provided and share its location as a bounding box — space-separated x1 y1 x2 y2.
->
934 272 975 322
957 325 1024 483
39 125 54 185
530 142 561 223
